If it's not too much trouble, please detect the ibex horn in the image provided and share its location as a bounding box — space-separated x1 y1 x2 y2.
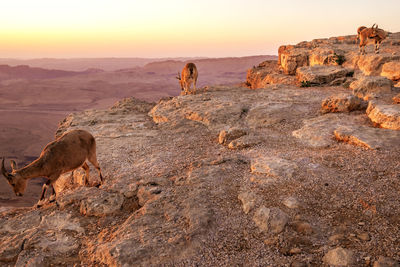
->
1 158 11 180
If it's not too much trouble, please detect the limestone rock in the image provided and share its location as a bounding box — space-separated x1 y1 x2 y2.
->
381 61 400 81
279 46 309 75
292 113 361 148
246 60 296 89
228 135 261 150
334 125 400 149
80 190 124 216
296 65 352 86
0 210 41 234
40 211 84 233
218 127 247 145
253 206 289 234
393 93 400 103
309 47 342 66
250 156 297 179
323 247 354 266
357 53 400 76
367 101 400 130
283 197 300 209
321 93 366 113
238 191 258 214
350 76 393 100
373 256 400 267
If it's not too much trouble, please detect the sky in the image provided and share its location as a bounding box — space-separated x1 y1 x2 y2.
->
1 0 400 58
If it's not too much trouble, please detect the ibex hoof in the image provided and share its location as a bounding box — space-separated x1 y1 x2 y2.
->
35 201 44 208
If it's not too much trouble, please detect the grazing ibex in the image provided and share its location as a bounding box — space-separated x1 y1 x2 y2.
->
359 24 388 54
176 63 198 95
1 129 103 205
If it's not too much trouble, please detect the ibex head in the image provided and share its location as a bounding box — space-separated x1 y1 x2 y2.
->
1 158 27 196
371 23 379 37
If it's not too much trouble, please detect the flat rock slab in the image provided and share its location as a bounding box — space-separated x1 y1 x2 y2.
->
250 156 297 179
292 113 363 148
350 76 393 100
296 65 352 85
367 101 400 130
334 125 400 149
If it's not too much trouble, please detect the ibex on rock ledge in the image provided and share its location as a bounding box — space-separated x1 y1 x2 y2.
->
358 24 388 55
176 62 198 95
1 129 103 206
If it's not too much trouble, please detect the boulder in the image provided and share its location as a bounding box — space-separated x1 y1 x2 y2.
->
238 191 258 214
283 197 301 209
350 76 393 100
321 93 366 113
381 61 400 81
367 101 400 130
323 247 354 266
279 46 309 75
246 60 296 89
309 48 346 66
296 65 352 86
253 206 289 234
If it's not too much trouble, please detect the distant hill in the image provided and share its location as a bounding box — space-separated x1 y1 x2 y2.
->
0 64 86 81
0 57 207 72
142 55 277 74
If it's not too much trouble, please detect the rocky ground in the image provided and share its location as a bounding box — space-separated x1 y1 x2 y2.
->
1 32 400 266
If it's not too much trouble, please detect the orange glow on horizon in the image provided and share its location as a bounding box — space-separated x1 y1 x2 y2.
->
1 0 399 58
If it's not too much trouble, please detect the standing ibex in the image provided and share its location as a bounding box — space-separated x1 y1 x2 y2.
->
176 63 198 95
357 26 367 40
1 129 103 206
358 24 388 54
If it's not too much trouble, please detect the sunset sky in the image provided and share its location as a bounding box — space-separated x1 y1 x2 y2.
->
1 0 400 58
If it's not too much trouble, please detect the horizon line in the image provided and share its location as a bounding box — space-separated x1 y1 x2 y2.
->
0 54 278 61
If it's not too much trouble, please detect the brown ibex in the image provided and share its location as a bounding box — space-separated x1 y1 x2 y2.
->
357 26 367 40
359 24 388 54
176 62 198 95
1 129 103 205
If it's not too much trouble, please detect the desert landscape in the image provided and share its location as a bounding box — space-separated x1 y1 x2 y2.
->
0 55 274 206
0 29 399 266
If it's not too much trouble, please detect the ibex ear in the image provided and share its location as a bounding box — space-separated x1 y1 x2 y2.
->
10 160 18 172
176 72 181 80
